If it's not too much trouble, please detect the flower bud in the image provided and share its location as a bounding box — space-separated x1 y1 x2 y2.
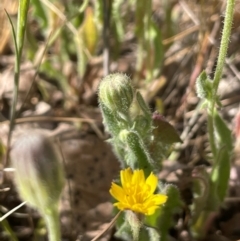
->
10 132 65 213
98 73 134 114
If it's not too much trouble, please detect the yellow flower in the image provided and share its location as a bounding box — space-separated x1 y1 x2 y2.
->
110 168 168 215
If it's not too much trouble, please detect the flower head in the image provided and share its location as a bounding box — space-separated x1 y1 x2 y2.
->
110 168 167 215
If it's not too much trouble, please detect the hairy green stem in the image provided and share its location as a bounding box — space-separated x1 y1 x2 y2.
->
44 207 61 241
208 0 235 160
212 0 235 100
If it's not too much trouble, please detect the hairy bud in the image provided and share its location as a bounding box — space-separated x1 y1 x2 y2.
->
98 73 134 114
11 132 65 212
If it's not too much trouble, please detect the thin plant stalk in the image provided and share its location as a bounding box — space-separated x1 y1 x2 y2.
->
6 0 30 166
207 0 235 159
212 0 235 100
44 207 61 241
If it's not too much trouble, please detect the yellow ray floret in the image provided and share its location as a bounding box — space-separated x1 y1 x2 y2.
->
110 168 168 215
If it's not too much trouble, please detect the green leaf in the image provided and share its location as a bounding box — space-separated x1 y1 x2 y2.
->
213 109 233 152
211 147 231 202
5 11 18 59
136 91 152 119
133 115 152 141
196 70 213 101
120 130 152 175
112 0 125 42
152 112 182 144
147 21 163 79
17 0 30 58
211 109 233 202
31 0 48 28
100 103 121 137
